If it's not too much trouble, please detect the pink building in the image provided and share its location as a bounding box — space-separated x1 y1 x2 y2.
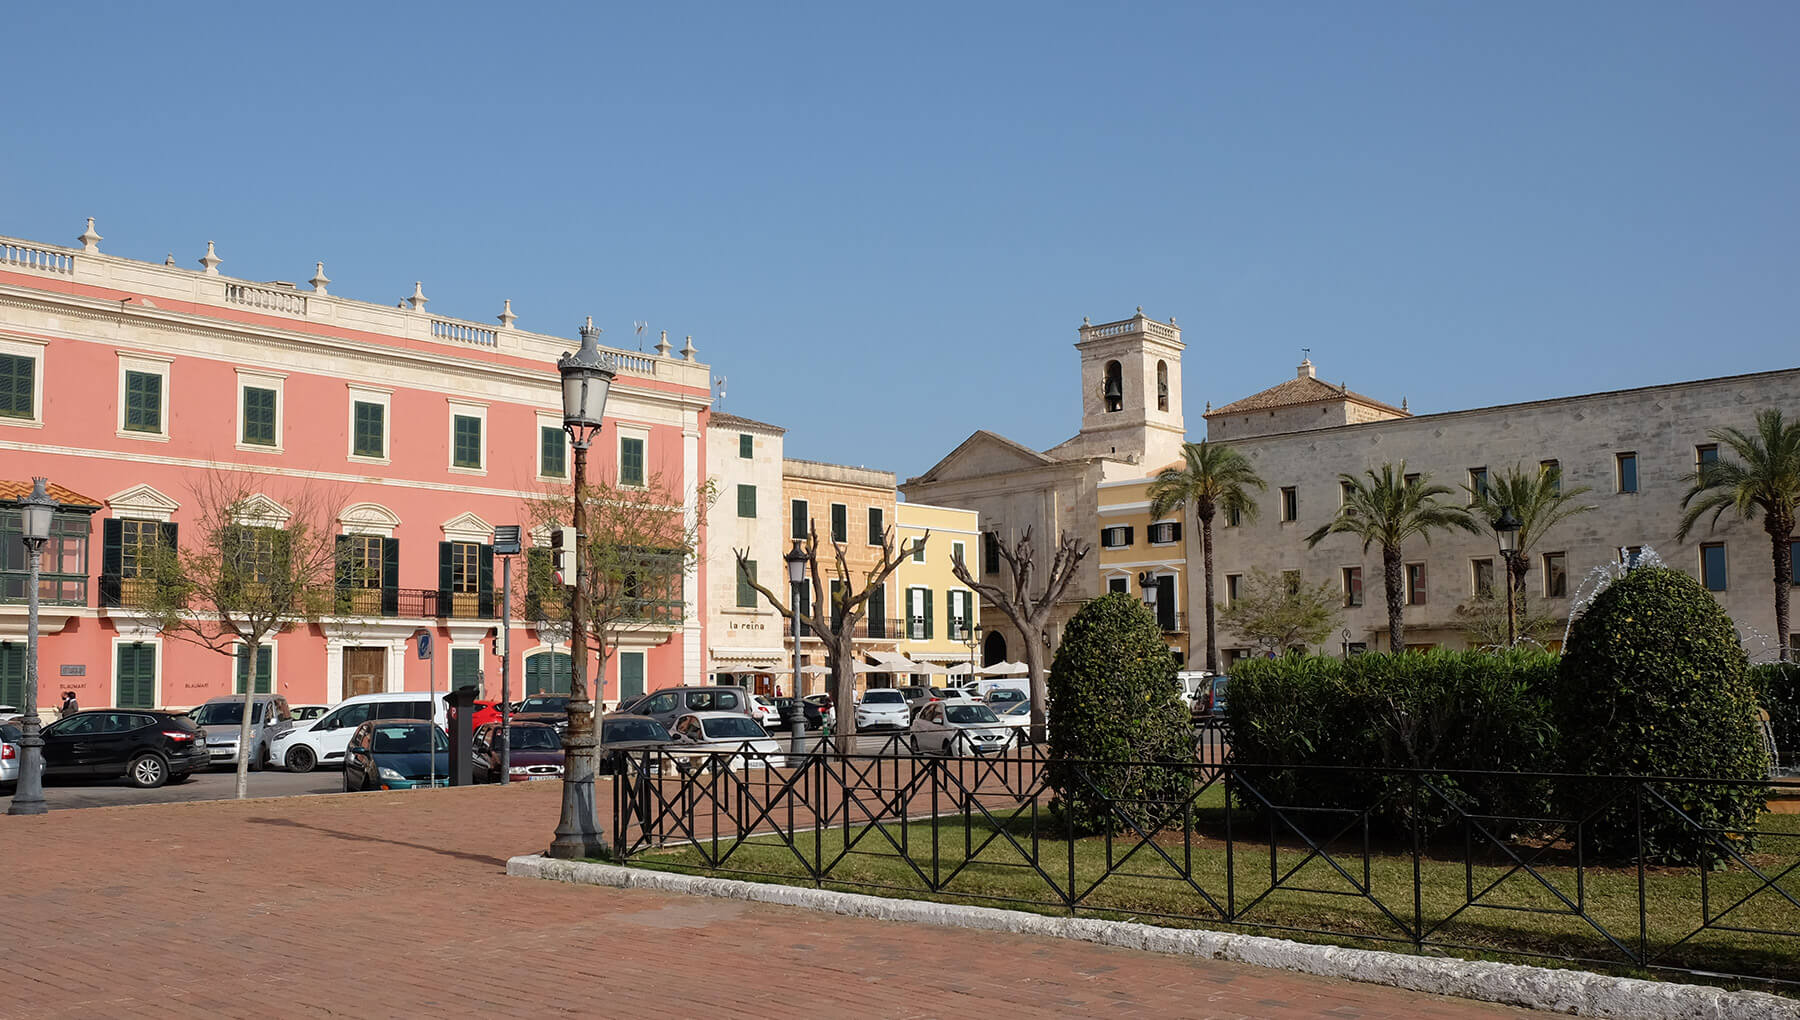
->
0 222 712 713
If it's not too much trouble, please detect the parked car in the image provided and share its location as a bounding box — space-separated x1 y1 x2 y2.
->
899 685 935 711
993 699 1035 741
766 697 826 731
1 722 20 791
854 689 911 731
510 695 572 733
188 694 293 771
343 719 469 791
473 721 564 782
933 687 979 707
632 686 753 730
667 711 780 768
38 710 209 788
985 687 1028 707
289 704 329 722
1197 676 1229 717
750 694 781 729
596 713 674 775
908 701 1012 755
270 691 449 773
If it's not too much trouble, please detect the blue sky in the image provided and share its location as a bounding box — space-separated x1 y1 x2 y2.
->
5 3 1796 479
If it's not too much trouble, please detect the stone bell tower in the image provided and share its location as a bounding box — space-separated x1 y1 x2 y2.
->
1068 308 1186 466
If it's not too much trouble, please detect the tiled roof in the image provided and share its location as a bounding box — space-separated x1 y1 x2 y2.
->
0 481 104 508
710 411 787 434
1208 376 1406 418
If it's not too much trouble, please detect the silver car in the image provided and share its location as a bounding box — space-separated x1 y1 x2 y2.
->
188 695 293 770
1 721 20 790
908 701 1013 755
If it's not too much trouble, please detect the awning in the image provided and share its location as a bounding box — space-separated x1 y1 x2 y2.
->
979 661 1030 676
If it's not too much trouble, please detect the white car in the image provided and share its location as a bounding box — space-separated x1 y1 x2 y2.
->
1 720 20 790
750 694 781 729
993 699 1035 742
908 701 1013 755
854 689 911 731
667 711 780 769
269 691 449 772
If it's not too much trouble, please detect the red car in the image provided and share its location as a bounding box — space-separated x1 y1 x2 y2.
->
470 700 503 728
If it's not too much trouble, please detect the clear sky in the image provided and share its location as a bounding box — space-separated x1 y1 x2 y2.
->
5 3 1796 479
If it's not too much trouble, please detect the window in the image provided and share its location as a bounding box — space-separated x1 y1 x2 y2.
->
736 484 756 518
1543 552 1567 597
1701 543 1728 591
4 510 91 606
540 426 566 478
451 541 480 594
736 560 758 608
1405 563 1426 605
867 507 884 545
0 352 35 421
1696 444 1719 471
1281 570 1301 595
1225 574 1242 606
1620 545 1644 568
1109 576 1129 595
830 503 848 543
0 641 22 709
911 535 926 562
1156 360 1169 412
1280 487 1298 522
1539 459 1561 494
1342 567 1363 607
239 387 276 446
1472 558 1494 597
619 436 646 486
1468 467 1488 501
951 540 965 570
983 532 1001 574
1340 480 1354 506
234 643 273 695
451 647 480 691
1403 472 1421 488
123 369 162 433
618 651 646 702
948 589 973 640
1103 360 1123 413
1225 505 1241 528
907 587 933 640
1100 525 1133 548
791 499 808 540
868 584 887 637
349 386 390 462
1616 452 1638 493
738 433 754 459
244 527 279 584
452 414 482 469
1148 521 1181 545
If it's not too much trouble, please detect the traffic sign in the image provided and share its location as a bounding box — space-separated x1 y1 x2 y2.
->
416 632 433 659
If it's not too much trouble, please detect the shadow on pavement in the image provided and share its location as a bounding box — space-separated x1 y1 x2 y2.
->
246 815 514 869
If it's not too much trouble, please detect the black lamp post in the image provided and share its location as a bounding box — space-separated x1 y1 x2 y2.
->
1494 504 1522 648
9 477 58 816
783 538 808 759
548 317 615 861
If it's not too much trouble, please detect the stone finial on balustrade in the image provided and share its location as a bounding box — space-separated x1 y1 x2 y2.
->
1169 316 1177 326
78 218 102 253
164 253 175 266
199 241 222 275
407 281 429 312
654 329 672 358
1135 305 1144 316
679 335 697 361
498 299 516 328
310 262 331 295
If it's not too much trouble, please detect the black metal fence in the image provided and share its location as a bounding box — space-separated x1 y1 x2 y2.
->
609 743 1800 989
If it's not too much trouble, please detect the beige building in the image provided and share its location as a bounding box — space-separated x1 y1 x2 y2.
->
903 310 1186 667
704 412 790 693
782 457 902 694
894 501 982 675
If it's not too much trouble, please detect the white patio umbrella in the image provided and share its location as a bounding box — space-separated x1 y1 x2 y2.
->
799 664 831 675
943 660 976 676
979 661 1029 676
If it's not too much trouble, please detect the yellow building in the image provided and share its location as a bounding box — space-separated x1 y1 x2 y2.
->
781 458 901 694
1095 470 1190 665
894 501 982 680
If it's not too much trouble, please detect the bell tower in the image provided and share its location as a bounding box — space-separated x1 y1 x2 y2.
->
1071 308 1186 465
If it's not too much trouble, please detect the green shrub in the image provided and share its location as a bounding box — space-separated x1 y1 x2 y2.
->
1046 593 1194 835
1557 567 1768 864
1224 649 1560 834
1750 662 1800 765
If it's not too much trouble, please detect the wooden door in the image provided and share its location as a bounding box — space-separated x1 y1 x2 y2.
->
342 648 385 699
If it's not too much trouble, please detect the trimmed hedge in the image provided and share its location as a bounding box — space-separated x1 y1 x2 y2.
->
1046 593 1194 835
1557 567 1768 863
1225 649 1560 834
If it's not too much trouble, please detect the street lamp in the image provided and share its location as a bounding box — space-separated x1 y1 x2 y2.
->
549 317 616 861
9 477 58 816
1494 504 1522 648
783 538 809 758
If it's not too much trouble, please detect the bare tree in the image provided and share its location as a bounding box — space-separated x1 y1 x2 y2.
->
735 523 922 748
146 472 343 799
950 528 1089 742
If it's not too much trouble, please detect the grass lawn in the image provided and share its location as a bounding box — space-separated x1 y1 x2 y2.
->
628 781 1800 989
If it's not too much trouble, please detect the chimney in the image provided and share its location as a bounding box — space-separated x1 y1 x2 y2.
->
1297 357 1315 379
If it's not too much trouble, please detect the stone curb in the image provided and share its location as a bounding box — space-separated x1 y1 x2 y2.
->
507 854 1799 1020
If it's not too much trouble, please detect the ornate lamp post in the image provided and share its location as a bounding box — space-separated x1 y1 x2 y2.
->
783 538 808 758
9 477 59 816
548 318 615 860
1494 504 1522 648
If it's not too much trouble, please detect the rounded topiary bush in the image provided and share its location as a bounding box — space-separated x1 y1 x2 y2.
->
1046 592 1194 835
1557 566 1768 863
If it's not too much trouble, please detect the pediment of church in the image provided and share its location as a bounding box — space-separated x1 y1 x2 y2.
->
909 430 1054 484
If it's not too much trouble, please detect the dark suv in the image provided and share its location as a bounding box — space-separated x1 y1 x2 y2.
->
40 710 209 788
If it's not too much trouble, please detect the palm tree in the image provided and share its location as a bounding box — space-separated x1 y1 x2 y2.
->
1148 441 1265 673
1677 409 1800 663
1306 463 1481 652
1466 463 1596 637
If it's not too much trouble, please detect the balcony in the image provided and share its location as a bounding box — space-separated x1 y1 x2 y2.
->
333 588 494 620
798 617 904 641
1158 611 1187 634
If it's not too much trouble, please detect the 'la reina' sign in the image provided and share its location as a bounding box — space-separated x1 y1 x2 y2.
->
729 620 769 633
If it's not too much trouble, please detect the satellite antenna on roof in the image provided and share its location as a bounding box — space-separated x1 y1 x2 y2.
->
714 375 727 408
633 321 648 351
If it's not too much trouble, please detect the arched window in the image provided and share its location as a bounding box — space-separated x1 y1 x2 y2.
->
1156 361 1169 411
1103 360 1123 413
982 630 1008 666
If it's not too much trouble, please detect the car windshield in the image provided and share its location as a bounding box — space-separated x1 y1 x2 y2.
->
190 702 262 726
700 716 766 739
293 706 326 720
0 723 19 741
370 725 447 754
603 718 669 743
519 697 568 713
508 727 562 751
1002 701 1032 716
862 690 904 705
945 705 1000 725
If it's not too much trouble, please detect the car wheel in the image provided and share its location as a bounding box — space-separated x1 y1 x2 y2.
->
343 770 355 793
908 735 920 754
286 745 317 773
249 744 265 772
127 753 169 789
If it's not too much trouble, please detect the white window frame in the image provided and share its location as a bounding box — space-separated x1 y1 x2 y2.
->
235 368 286 454
536 412 571 482
617 649 648 702
616 423 650 488
347 384 392 465
0 333 47 429
447 399 489 475
228 639 281 694
907 586 929 641
116 351 173 441
1148 520 1180 546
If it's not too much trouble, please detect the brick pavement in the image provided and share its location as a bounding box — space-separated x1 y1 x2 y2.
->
0 780 1550 1019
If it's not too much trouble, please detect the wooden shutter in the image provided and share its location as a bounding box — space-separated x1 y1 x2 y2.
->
868 584 885 637
117 643 154 709
525 548 549 620
380 537 400 616
478 544 496 618
0 643 23 709
437 542 453 617
923 589 934 640
619 653 645 701
334 535 351 611
100 519 123 607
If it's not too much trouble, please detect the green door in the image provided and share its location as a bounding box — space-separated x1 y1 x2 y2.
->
450 647 481 692
0 642 23 709
618 652 645 702
525 652 572 695
116 643 156 709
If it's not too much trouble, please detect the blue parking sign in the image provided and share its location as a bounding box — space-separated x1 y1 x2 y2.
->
416 632 433 659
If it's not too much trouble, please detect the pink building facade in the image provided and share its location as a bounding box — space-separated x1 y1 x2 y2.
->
0 223 712 713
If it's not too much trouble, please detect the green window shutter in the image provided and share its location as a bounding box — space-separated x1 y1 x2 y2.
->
738 433 754 458
437 542 453 615
453 415 482 468
791 500 807 539
737 560 757 608
541 426 566 477
525 652 570 696
831 504 847 542
117 643 155 709
525 653 545 695
868 584 885 636
0 643 23 709
477 544 496 618
124 370 162 432
236 645 273 695
867 507 882 544
525 548 550 620
381 537 400 616
0 354 33 419
100 518 123 607
737 484 756 518
334 535 351 610
353 401 385 458
451 648 481 690
620 437 645 486
829 579 843 629
923 589 934 640
619 652 646 701
242 386 276 446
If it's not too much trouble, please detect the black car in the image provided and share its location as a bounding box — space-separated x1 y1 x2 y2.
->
39 710 209 789
767 696 826 731
513 695 572 732
596 713 673 774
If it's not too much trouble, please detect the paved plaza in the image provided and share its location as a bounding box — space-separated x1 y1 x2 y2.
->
0 779 1552 1019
